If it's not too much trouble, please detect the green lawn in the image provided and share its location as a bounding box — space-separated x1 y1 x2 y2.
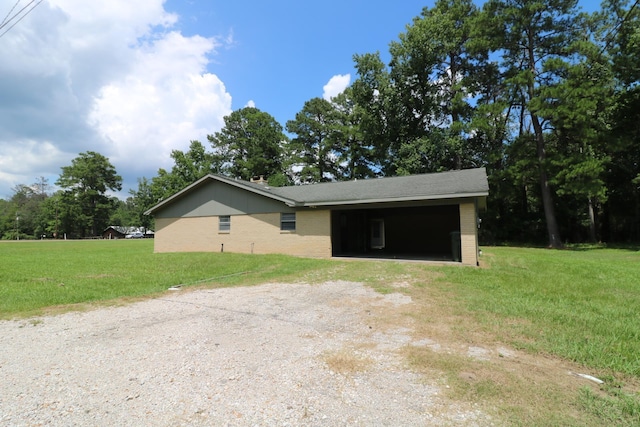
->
435 246 640 378
0 239 332 317
2 241 639 378
1 240 639 425
428 246 640 426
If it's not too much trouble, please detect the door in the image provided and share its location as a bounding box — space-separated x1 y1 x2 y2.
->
370 219 385 249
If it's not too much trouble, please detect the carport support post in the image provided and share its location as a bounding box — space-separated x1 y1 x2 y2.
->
459 202 479 266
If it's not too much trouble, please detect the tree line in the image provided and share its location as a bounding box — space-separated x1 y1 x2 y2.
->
0 152 128 240
1 0 639 246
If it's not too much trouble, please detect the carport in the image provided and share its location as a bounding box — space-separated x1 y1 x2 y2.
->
331 204 461 261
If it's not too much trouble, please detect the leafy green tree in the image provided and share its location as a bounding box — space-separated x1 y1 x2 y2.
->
128 140 220 228
604 88 640 241
37 192 63 238
10 185 38 239
149 140 218 202
604 0 640 84
128 177 156 230
346 0 623 245
351 52 397 175
481 0 590 248
148 168 185 203
0 177 51 239
550 147 608 242
331 89 377 180
56 151 122 237
0 196 22 240
544 57 613 242
395 130 456 175
388 0 489 173
286 98 342 183
482 133 546 244
208 107 287 184
598 0 640 241
169 140 219 186
0 198 15 239
109 197 138 227
350 1 502 178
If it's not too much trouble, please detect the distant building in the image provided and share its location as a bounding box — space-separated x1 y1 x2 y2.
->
102 226 154 239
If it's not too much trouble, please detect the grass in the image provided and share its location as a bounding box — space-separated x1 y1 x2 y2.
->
435 246 640 378
411 245 640 426
1 240 639 425
0 239 333 318
579 385 640 426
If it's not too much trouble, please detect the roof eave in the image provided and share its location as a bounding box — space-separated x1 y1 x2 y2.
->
299 191 489 207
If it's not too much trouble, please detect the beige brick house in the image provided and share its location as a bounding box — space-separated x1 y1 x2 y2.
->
145 168 488 266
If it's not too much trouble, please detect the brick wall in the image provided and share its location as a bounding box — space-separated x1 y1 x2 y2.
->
154 209 332 258
459 201 478 266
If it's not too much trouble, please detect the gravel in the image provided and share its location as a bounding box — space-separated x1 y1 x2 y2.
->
0 281 490 426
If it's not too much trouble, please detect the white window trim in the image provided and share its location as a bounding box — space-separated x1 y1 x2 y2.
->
219 215 231 233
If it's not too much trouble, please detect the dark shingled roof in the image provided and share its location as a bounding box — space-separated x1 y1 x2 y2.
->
145 168 488 214
271 168 488 206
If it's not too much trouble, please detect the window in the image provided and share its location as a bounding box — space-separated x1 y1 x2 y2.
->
280 212 296 231
219 215 230 232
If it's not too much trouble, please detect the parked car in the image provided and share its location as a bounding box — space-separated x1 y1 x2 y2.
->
125 231 144 239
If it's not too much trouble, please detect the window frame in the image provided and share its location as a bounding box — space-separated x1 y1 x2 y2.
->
280 212 296 232
218 215 231 233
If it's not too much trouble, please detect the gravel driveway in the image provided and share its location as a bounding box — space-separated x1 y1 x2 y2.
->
0 281 489 426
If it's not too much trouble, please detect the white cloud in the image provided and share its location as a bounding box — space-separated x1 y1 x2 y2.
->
0 140 67 191
0 0 233 198
245 100 256 108
322 74 351 101
89 31 232 185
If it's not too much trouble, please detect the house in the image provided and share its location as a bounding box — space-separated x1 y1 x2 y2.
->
144 168 489 265
102 226 154 239
102 226 130 239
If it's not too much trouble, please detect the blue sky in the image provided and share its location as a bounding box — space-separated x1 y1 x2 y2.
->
0 0 603 199
164 0 430 125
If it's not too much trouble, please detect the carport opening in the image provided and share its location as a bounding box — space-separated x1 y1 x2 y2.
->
331 205 461 262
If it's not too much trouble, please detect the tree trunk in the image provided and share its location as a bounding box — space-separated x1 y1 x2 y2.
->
531 113 563 248
526 30 562 249
449 52 462 170
588 197 597 243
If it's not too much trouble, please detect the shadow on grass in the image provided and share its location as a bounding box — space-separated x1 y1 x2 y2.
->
481 241 640 252
563 243 640 252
